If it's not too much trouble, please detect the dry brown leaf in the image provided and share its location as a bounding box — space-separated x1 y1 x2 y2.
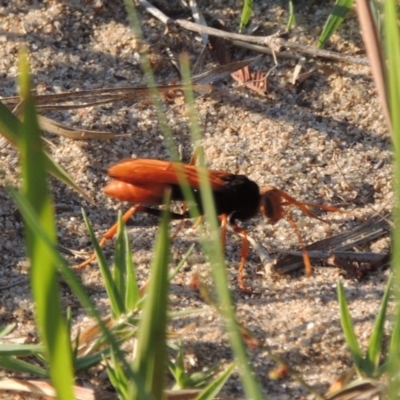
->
208 19 267 95
231 66 268 96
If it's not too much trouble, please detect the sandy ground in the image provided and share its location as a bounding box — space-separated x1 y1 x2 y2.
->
0 1 393 398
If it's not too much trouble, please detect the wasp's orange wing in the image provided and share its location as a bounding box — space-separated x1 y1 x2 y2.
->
107 159 229 190
104 180 168 204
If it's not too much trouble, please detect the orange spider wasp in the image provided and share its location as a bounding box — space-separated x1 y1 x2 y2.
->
76 156 339 290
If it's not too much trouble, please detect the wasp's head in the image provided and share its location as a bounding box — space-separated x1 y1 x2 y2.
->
259 185 284 224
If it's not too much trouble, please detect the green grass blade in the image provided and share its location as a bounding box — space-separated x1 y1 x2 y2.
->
75 349 111 371
0 101 19 146
369 0 381 34
10 189 150 399
389 315 400 396
239 0 253 33
106 349 129 399
168 343 186 388
0 324 17 340
0 100 90 202
195 362 236 400
82 210 125 318
0 357 48 376
385 0 400 396
366 274 392 373
169 244 195 282
337 282 364 372
123 0 180 161
123 4 261 397
318 0 353 49
113 212 128 300
287 0 296 31
180 54 264 399
122 217 140 311
43 152 91 203
17 51 75 400
112 211 140 312
0 344 44 356
133 191 171 399
384 4 400 151
122 3 203 217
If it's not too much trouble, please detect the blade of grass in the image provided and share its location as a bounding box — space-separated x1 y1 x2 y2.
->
169 244 195 282
368 0 381 34
132 191 171 399
0 324 16 339
0 344 44 356
112 211 141 313
82 210 125 318
0 101 90 203
365 274 392 373
122 1 208 224
75 350 112 372
195 362 236 400
337 282 364 371
168 342 186 388
287 0 296 31
106 349 129 399
384 0 400 397
9 189 151 399
180 52 264 399
124 3 262 397
113 212 128 302
122 216 140 311
17 50 74 400
0 357 48 376
123 0 204 222
123 0 178 160
318 0 353 49
239 0 253 33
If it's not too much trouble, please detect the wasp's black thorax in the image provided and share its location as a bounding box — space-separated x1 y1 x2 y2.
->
170 174 260 222
214 175 260 222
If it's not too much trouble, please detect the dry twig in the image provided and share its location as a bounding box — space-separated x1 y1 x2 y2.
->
137 0 369 65
273 214 390 274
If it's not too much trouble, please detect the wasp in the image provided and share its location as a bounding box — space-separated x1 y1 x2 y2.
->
75 158 339 290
